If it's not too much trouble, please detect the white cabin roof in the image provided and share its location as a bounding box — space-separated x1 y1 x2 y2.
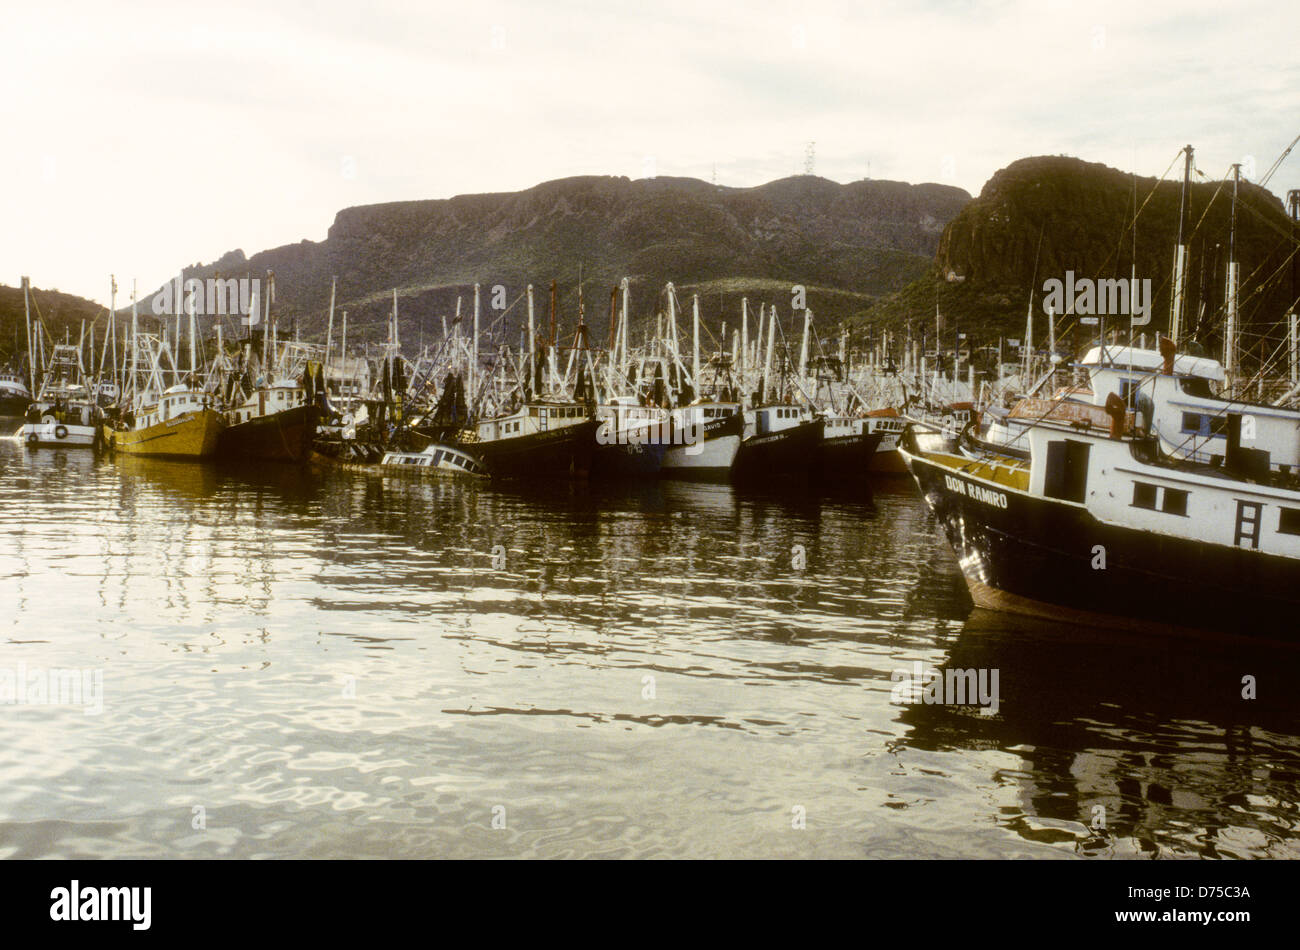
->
1079 345 1225 383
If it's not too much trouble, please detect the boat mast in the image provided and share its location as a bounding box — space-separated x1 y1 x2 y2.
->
666 283 679 378
1224 163 1241 383
1170 144 1193 343
763 304 777 405
526 283 536 394
325 276 337 378
607 285 619 396
548 280 559 391
98 276 116 384
1130 170 1139 346
22 277 36 395
692 293 700 393
798 306 811 381
471 283 480 408
1290 190 1300 385
187 287 198 380
130 281 138 404
740 297 748 381
340 310 347 387
392 287 400 350
620 278 630 377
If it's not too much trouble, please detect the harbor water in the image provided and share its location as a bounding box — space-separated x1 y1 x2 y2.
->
2 439 1299 859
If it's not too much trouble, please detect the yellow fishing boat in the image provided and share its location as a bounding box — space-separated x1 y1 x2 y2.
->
104 385 227 459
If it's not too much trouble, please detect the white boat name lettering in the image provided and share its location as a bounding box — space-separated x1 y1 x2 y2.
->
944 474 1008 509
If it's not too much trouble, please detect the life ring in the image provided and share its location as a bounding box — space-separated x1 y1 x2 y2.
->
54 425 69 440
26 431 38 444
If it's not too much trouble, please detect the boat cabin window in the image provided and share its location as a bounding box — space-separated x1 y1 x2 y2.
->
1181 412 1229 437
1279 508 1300 536
1162 488 1189 517
1132 482 1158 510
1180 377 1216 398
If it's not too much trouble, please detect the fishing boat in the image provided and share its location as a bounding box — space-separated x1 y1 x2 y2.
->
732 405 825 482
104 384 226 459
660 400 744 478
592 398 670 478
866 408 909 474
380 443 489 478
218 375 321 463
20 387 100 448
816 414 885 484
900 411 1300 637
0 372 32 418
20 345 101 448
455 400 597 479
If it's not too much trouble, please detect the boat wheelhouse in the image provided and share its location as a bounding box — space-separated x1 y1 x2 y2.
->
980 342 1300 479
1080 344 1300 474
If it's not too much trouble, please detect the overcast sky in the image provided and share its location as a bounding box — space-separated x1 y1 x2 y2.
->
2 0 1296 304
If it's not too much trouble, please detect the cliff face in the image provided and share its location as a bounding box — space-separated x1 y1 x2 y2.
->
867 156 1296 356
141 174 971 339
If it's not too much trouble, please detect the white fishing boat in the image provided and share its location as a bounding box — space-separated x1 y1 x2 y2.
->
660 400 743 477
866 409 908 474
381 442 489 478
901 410 1300 637
20 345 101 449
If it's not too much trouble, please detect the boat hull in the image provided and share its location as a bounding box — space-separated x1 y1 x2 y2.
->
21 421 98 448
464 419 598 479
903 444 1300 638
217 404 319 463
592 439 668 478
732 418 825 482
660 413 743 478
106 409 227 459
816 429 885 484
872 445 910 474
0 395 32 418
